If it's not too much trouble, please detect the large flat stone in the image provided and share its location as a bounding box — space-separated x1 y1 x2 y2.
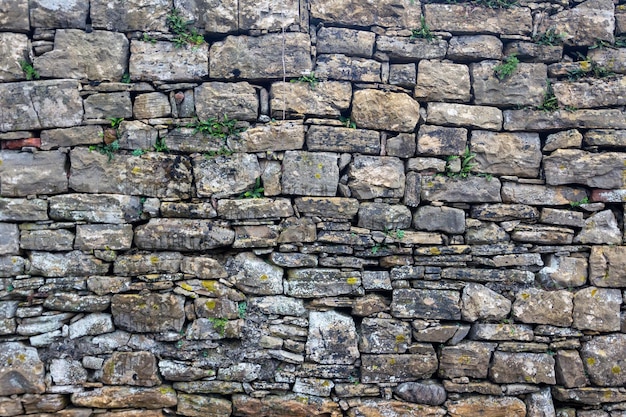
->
270 81 351 118
306 311 359 365
134 219 234 251
503 109 626 131
0 342 45 395
361 348 438 383
427 103 502 130
501 182 587 205
376 37 448 62
421 175 501 203
471 61 546 107
286 268 362 298
316 27 376 58
315 54 382 83
29 0 89 29
282 151 339 196
230 120 305 153
28 251 109 277
347 400 445 417
174 0 237 34
71 386 177 409
415 60 470 102
111 293 185 333
538 0 614 46
490 352 556 384
91 0 170 32
425 3 532 35
310 0 421 28
306 125 380 154
193 153 260 198
351 89 420 132
543 149 626 188
348 156 405 199
232 393 341 417
0 33 29 82
0 151 67 197
581 334 626 387
130 40 208 82
391 289 461 320
589 246 626 287
446 396 526 417
49 194 142 223
195 82 258 122
554 76 626 109
0 0 29 32
439 341 496 379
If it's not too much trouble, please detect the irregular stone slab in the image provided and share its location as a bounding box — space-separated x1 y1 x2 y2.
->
540 208 584 228
446 396 526 417
232 252 283 295
414 60 470 102
177 393 232 417
133 92 171 119
84 92 133 120
504 41 563 64
391 289 461 320
34 30 127 81
470 203 539 222
394 381 446 406
376 37 448 62
217 198 293 220
553 388 626 405
574 210 622 244
0 397 23 415
160 201 216 219
347 399 445 417
316 27 375 57
538 255 588 289
584 129 626 147
230 120 304 153
118 121 158 149
465 220 509 244
193 153 260 198
172 381 243 394
210 33 311 80
0 255 23 277
102 352 160 387
348 156 405 199
29 0 88 28
417 125 467 156
0 0 29 32
286 269 362 298
447 35 502 61
294 197 359 219
471 131 541 177
0 33 29 82
315 54 382 83
270 81 351 118
0 224 18 254
511 224 574 244
68 313 115 339
425 3 531 35
469 323 534 341
111 293 185 333
43 293 110 312
28 251 108 277
195 82 258 122
462 283 511 322
581 334 626 387
538 0 614 46
503 109 626 131
501 183 587 206
555 350 589 388
357 202 411 231
40 125 103 150
544 129 583 152
232 393 341 417
427 103 502 130
310 0 421 28
71 386 177 409
306 310 359 364
513 288 573 326
306 125 380 154
554 77 626 109
0 80 83 132
471 61 546 107
544 149 626 188
75 224 133 250
359 318 411 354
490 352 555 384
573 287 622 332
0 342 45 395
589 246 626 287
239 0 302 31
17 313 73 336
361 348 438 383
49 194 142 223
588 47 626 74
293 377 334 397
421 175 501 203
174 0 237 34
414 205 465 234
282 151 339 196
352 89 419 132
70 148 191 198
134 219 234 251
130 40 208 82
0 198 47 221
439 341 496 379
91 0 170 32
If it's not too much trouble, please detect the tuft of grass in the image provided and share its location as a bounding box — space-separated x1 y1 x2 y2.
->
20 60 39 80
187 115 245 139
567 56 614 81
208 317 228 336
204 146 234 158
446 147 477 179
570 197 589 207
108 117 124 129
533 28 564 46
238 301 247 319
339 116 357 129
153 137 168 152
132 149 145 156
536 80 559 112
167 8 205 48
239 177 264 199
89 140 120 161
410 16 435 41
120 72 131 83
290 72 319 89
494 54 519 80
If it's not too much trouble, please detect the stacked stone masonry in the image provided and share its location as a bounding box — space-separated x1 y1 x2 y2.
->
1 0 626 416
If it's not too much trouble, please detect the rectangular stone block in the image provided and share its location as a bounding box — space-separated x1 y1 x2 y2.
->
501 182 587 206
130 40 208 82
28 251 109 277
427 103 502 130
0 223 19 254
316 27 375 58
589 246 626 287
294 197 359 219
503 109 626 131
310 0 421 28
0 256 24 277
40 125 103 150
75 224 133 250
376 36 448 61
361 349 438 383
306 125 380 155
391 289 460 320
439 341 496 379
285 268 362 298
490 351 556 384
511 225 574 244
239 0 302 31
134 219 234 251
0 198 47 221
543 149 626 189
49 193 142 223
0 151 67 196
20 229 75 251
270 81 351 118
282 151 339 196
229 120 305 153
425 3 532 35
194 82 258 122
314 54 382 83
421 175 501 203
217 198 293 220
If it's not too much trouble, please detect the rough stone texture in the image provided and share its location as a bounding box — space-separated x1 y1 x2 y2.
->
232 252 283 295
556 350 589 388
471 131 542 177
193 153 260 198
286 269 362 298
348 156 405 199
425 4 532 35
501 183 587 206
361 348 438 383
538 255 588 289
538 0 615 46
472 61 547 107
503 109 626 131
573 287 622 332
574 210 622 244
447 35 503 61
545 129 583 152
91 0 170 32
195 82 259 122
414 206 465 234
71 386 178 409
513 288 573 326
446 396 526 417
0 342 45 395
310 0 421 28
315 54 382 83
210 33 311 80
134 219 234 251
270 81 351 118
102 352 160 387
35 30 128 81
282 151 339 196
307 125 380 154
49 194 142 223
84 92 133 120
589 246 626 287
376 37 448 62
232 393 341 417
316 27 375 58
352 89 419 132
306 311 359 364
417 125 467 156
28 250 108 277
357 203 412 231
490 352 556 384
391 289 460 320
0 0 29 32
439 341 496 379
581 334 626 387
414 61 470 102
421 175 501 203
130 40 208 82
0 33 30 82
462 283 511 322
111 293 185 333
554 77 626 109
427 103 502 131
544 150 626 189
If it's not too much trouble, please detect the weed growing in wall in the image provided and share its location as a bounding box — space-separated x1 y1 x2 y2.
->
20 60 39 80
445 147 478 179
567 56 614 81
187 115 245 139
291 72 320 89
239 178 264 199
536 80 559 112
90 141 120 161
533 28 564 46
494 54 519 80
167 8 205 48
410 16 435 41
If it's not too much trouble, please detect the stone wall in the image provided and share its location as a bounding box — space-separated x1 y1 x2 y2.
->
1 0 626 416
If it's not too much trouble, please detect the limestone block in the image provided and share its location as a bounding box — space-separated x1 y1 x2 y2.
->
133 92 171 119
174 0 238 34
0 80 83 132
210 33 311 80
231 120 304 153
316 27 375 58
426 3 531 34
286 269 362 298
293 378 334 397
0 397 23 416
0 33 29 82
30 0 89 29
555 350 589 388
439 341 496 378
348 400 445 417
217 198 293 220
446 396 526 417
447 35 503 61
538 0 614 46
0 0 29 32
588 47 626 74
465 220 509 244
361 348 438 383
294 197 359 220
306 311 359 364
239 0 302 31
282 151 339 196
40 125 103 150
195 82 258 122
391 289 461 320
470 131 541 177
75 224 133 250
469 323 534 341
0 224 18 255
17 313 73 336
471 61 546 107
91 0 170 32
414 205 465 234
538 255 588 289
306 125 380 154
0 198 47 222
377 36 448 62
554 76 626 109
503 108 626 131
417 125 467 156
540 208 584 228
118 121 158 150
415 60 470 102
348 156 405 199
589 246 626 287
352 89 419 132
462 283 511 322
389 63 417 87
68 313 115 339
552 387 626 405
581 334 626 387
315 54 382 83
573 287 621 332
84 92 133 120
357 203 412 231
501 183 587 206
111 293 185 333
271 80 352 118
71 386 177 409
177 394 232 417
49 193 142 223
193 153 260 198
231 252 283 295
505 41 563 63
394 381 446 406
232 394 341 417
512 288 573 326
489 352 556 384
511 224 574 244
421 175 501 203
470 203 539 222
584 129 626 147
574 210 622 244
544 129 583 151
43 293 110 312
130 40 208 82
28 250 108 277
134 219 234 251
180 256 226 278
359 318 411 354
49 359 87 385
427 103 502 130
310 0 422 28
102 352 160 387
19 229 73 251
544 149 626 188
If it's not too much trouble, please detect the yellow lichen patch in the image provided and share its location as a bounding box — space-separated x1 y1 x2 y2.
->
612 365 621 374
322 380 330 387
395 335 406 343
314 173 321 179
17 354 26 362
389 357 396 365
580 61 591 71
202 280 217 291
149 256 159 264
521 292 530 300
205 300 216 310
159 386 175 394
591 288 598 297
131 166 141 175
180 283 193 291
259 274 268 281
346 277 359 285
296 396 309 404
587 357 596 366
429 247 441 255
457 355 472 365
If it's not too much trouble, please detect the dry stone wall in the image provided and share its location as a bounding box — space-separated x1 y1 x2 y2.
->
0 0 626 416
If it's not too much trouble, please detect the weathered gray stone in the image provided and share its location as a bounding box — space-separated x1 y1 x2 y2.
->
117 121 158 150
389 63 417 87
470 203 539 222
180 256 227 279
465 220 509 244
357 203 412 231
315 54 382 83
75 224 133 250
588 47 626 74
306 125 379 154
111 293 185 333
573 287 622 332
446 396 526 417
28 250 108 277
538 255 588 289
554 77 626 109
505 41 563 64
232 393 341 417
0 223 18 254
286 269 362 298
352 89 419 132
70 148 192 199
0 33 29 82
513 288 573 326
538 0 614 46
239 0 302 31
471 61 546 107
316 27 375 57
415 60 470 102
49 194 142 223
40 125 102 150
361 270 392 291
91 0 170 32
232 252 283 295
552 387 626 405
501 183 587 206
462 283 511 322
425 3 531 35
0 198 47 222
133 92 171 119
292 377 334 397
556 350 589 388
469 323 534 341
544 149 626 188
387 133 416 158
69 313 115 339
511 224 574 244
210 33 311 80
49 358 87 385
447 35 503 61
427 103 502 130
414 205 465 234
581 334 626 387
0 342 45 395
421 175 501 203
376 36 448 62
230 120 304 153
362 348 438 383
277 217 316 243
348 399 445 417
589 246 626 287
29 0 88 28
471 131 541 177
270 81 351 118
134 219 234 251
439 341 496 379
544 129 583 152
306 310 359 364
359 318 411 354
395 381 446 406
584 129 626 147
195 82 258 122
0 255 23 277
540 208 584 228
417 125 467 156
84 92 133 120
193 153 260 198
348 156 405 199
0 397 23 416
177 393 232 417
130 40 208 82
217 198 293 220
310 0 421 28
43 293 110 312
294 197 359 219
0 0 29 32
503 109 626 131
34 30 127 81
490 352 556 384
17 313 73 336
102 352 160 387
0 80 83 132
574 210 622 244
174 0 237 34
391 289 460 320
71 386 177 409
282 151 339 196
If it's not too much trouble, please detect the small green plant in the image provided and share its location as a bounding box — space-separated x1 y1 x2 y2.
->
290 72 319 89
153 137 168 152
494 54 519 80
589 39 614 50
175 340 184 349
615 36 626 48
204 146 234 158
536 80 559 112
120 72 131 83
371 242 388 255
238 301 247 319
142 33 157 44
567 57 613 81
339 116 357 129
89 140 120 161
570 197 589 207
187 115 245 139
410 16 435 41
20 60 40 80
564 105 578 112
167 8 205 48
533 28 564 46
446 147 477 179
384 227 405 240
239 177 264 199
108 117 124 129
209 317 228 336
132 149 145 156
